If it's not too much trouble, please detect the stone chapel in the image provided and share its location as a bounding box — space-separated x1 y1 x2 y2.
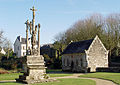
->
62 35 109 72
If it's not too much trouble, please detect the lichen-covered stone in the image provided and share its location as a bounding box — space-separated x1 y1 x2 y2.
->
62 35 108 72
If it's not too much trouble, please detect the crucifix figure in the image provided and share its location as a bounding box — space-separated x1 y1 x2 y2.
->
16 6 51 84
25 6 40 55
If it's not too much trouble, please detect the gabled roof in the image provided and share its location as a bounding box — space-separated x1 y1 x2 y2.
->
21 38 26 44
17 36 31 44
41 44 54 49
62 39 94 54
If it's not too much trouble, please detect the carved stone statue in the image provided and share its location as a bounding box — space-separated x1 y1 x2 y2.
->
16 6 53 84
25 6 40 55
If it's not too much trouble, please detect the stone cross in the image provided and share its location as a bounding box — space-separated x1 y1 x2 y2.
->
25 6 40 55
16 6 53 84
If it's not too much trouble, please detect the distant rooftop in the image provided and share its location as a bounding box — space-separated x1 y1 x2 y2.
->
17 36 30 44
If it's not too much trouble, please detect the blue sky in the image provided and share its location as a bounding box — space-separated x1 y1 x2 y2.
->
0 0 120 45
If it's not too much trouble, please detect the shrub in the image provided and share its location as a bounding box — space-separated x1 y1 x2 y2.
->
0 68 9 74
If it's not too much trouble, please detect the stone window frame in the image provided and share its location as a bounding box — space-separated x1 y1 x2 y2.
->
63 58 66 66
81 58 83 67
23 52 26 56
67 58 69 66
76 59 78 66
23 46 26 50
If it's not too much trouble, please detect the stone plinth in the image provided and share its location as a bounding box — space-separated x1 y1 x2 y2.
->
16 55 51 84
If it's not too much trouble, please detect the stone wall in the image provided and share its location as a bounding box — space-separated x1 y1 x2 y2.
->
62 53 87 72
96 67 120 72
86 36 108 72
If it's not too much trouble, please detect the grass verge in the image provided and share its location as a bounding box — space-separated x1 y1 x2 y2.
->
80 72 120 85
0 73 72 81
0 73 22 81
0 78 96 85
33 78 95 85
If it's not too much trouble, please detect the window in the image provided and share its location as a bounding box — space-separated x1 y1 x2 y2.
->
67 59 69 66
28 47 30 50
63 59 65 66
81 59 83 67
23 52 26 56
76 60 78 66
23 46 25 50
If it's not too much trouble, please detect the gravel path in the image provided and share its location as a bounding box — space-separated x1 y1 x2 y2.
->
81 77 116 85
51 73 117 85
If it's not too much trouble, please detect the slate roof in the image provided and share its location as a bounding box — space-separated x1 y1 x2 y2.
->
62 39 94 54
41 44 54 49
17 36 21 41
17 36 30 44
21 38 26 44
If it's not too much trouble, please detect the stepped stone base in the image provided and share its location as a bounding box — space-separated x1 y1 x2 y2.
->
16 77 56 84
16 55 55 84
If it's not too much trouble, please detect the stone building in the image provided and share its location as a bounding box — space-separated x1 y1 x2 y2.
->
14 36 27 57
40 44 57 58
14 36 37 57
0 48 6 55
62 35 109 72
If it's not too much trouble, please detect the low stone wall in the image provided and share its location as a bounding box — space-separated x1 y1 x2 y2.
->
109 62 120 67
96 67 120 72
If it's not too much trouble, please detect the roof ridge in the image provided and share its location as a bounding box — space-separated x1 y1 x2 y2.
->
62 38 94 54
71 38 94 44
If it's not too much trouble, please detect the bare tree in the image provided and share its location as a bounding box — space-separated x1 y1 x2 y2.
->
0 30 4 46
54 13 120 59
3 39 12 59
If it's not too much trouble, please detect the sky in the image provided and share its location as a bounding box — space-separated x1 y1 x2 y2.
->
0 0 120 46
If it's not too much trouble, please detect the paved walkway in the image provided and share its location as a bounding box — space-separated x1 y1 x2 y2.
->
0 74 117 85
51 74 117 85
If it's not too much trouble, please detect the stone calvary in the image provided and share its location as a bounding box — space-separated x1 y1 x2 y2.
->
16 6 54 84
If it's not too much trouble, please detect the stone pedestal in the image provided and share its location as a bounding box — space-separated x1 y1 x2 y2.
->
16 55 51 84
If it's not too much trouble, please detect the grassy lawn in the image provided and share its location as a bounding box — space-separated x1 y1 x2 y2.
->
0 82 22 85
0 78 96 85
33 78 95 85
0 73 72 81
0 73 22 81
48 73 72 77
0 72 96 85
80 72 120 85
46 69 62 73
0 69 71 81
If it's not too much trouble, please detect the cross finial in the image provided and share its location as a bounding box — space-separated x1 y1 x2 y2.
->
30 6 37 12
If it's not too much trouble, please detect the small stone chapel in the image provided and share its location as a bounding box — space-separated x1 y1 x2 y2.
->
62 35 109 72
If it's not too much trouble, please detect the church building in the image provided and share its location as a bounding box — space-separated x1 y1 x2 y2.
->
62 35 109 72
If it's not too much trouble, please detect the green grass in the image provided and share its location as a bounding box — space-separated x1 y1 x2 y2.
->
0 82 22 85
33 78 95 85
0 73 22 81
80 72 120 85
0 72 95 85
0 73 72 81
46 69 62 73
48 73 72 77
0 78 96 85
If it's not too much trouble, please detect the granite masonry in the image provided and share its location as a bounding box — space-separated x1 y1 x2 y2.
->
16 6 54 84
62 35 109 72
